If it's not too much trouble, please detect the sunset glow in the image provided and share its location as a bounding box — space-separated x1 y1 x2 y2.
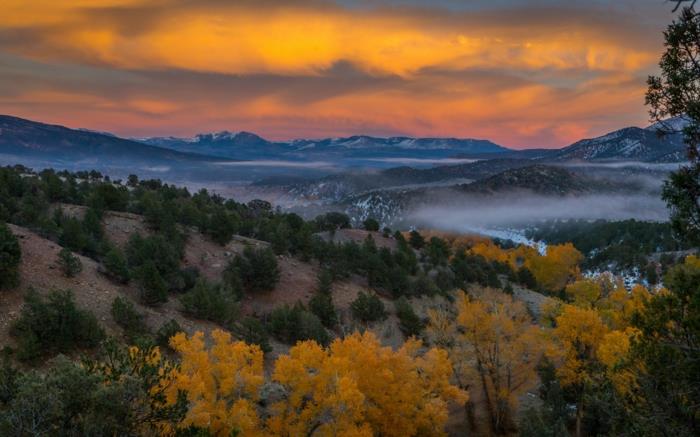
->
0 0 674 148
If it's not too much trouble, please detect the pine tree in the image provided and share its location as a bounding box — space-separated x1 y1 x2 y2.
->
0 222 21 289
138 261 168 306
57 248 82 278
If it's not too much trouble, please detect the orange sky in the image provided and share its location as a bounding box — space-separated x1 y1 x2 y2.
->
0 0 676 148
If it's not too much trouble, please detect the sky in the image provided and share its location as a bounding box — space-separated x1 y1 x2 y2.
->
0 0 680 148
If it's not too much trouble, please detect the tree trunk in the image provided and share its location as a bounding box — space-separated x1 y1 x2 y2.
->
576 398 583 437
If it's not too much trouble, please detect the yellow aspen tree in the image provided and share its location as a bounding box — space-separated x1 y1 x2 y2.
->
166 329 265 436
269 331 466 437
565 278 602 308
552 305 608 437
528 243 583 293
453 289 546 434
597 327 640 396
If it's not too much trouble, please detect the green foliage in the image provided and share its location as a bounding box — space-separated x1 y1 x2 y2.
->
526 219 692 272
0 354 19 405
111 296 149 341
663 167 700 247
156 319 184 349
450 252 507 289
409 230 425 249
102 246 130 283
350 291 387 323
362 217 380 232
519 359 570 437
394 297 424 337
517 267 537 289
0 342 186 435
408 273 440 297
230 246 280 293
269 303 330 346
180 279 239 326
647 7 700 245
309 290 337 329
207 207 239 245
313 212 351 232
137 261 168 306
126 233 183 282
233 317 271 353
10 289 105 361
0 222 20 289
626 260 700 434
57 247 82 278
425 236 450 266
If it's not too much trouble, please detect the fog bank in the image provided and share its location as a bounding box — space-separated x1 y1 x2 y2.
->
408 193 668 232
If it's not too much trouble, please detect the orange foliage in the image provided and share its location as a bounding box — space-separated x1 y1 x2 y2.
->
166 329 465 436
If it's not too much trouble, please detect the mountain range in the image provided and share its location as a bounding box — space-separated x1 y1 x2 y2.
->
140 131 508 161
0 114 691 185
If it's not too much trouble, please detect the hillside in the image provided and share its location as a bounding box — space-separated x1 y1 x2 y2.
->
256 158 534 203
338 164 623 225
0 115 221 165
553 125 686 162
0 206 405 358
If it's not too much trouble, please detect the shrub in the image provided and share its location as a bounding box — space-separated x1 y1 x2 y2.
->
180 279 239 326
111 297 148 341
57 248 82 278
207 208 238 245
137 261 168 306
313 212 351 232
426 237 450 266
0 223 20 289
517 267 537 289
103 247 130 283
269 303 330 346
230 246 280 293
394 297 424 337
408 274 440 297
155 319 183 349
11 289 105 361
309 291 337 328
409 230 425 249
363 218 380 232
308 270 337 328
233 317 271 353
351 292 387 323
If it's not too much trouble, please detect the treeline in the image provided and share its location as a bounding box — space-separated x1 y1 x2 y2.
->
526 219 692 276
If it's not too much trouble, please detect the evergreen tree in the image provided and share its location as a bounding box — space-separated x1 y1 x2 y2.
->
57 248 82 278
138 261 168 306
103 247 130 283
409 230 425 249
394 297 424 337
350 291 387 323
308 271 337 328
231 247 280 293
647 6 700 245
0 222 20 289
363 217 380 232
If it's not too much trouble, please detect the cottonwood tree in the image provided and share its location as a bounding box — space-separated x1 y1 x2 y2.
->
429 288 546 434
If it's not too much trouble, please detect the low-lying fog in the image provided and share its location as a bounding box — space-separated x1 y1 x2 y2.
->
408 193 669 232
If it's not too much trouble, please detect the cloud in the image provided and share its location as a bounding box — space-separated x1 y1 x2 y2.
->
0 0 677 147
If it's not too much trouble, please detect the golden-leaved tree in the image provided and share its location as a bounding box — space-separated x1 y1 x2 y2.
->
469 241 582 293
429 288 546 434
270 331 466 437
165 329 265 436
165 329 466 436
